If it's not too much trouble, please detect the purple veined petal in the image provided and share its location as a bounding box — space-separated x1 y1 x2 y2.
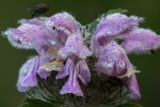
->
121 28 160 54
94 13 143 45
56 58 74 79
17 56 39 92
96 42 131 77
58 32 91 60
128 74 141 100
77 60 91 85
18 17 48 26
36 55 51 79
60 61 84 96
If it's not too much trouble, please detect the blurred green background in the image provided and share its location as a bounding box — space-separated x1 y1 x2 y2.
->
0 0 160 107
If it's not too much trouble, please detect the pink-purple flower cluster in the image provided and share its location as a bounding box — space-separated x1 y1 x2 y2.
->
3 12 160 101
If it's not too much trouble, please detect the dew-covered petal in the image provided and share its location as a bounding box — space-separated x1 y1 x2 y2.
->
94 13 143 45
121 28 160 54
45 12 78 45
60 61 84 96
4 23 59 56
17 56 39 92
58 32 91 60
128 74 141 100
45 12 77 35
3 27 33 49
56 58 74 79
96 42 131 77
77 60 91 85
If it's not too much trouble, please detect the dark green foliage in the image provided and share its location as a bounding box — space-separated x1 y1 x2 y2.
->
118 102 142 107
19 99 60 107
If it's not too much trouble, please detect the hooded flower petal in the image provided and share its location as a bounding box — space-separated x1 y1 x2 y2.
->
96 42 131 77
60 59 84 96
45 12 78 45
121 28 160 54
4 23 59 56
58 32 91 60
45 12 77 35
3 26 33 49
128 74 141 100
56 58 74 79
77 60 91 85
17 56 39 92
94 13 143 46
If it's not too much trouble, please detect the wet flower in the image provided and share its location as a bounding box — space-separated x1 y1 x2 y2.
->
3 10 160 102
91 12 159 101
91 13 143 57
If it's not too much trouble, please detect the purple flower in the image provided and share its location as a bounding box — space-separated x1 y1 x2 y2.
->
96 42 131 77
121 28 160 54
4 11 157 100
58 32 91 60
17 56 50 92
93 13 143 46
57 58 90 96
91 13 143 57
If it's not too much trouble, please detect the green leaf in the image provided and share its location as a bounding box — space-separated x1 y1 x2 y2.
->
118 102 142 107
20 99 62 107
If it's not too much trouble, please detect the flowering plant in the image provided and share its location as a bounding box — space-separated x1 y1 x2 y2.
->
2 9 160 107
